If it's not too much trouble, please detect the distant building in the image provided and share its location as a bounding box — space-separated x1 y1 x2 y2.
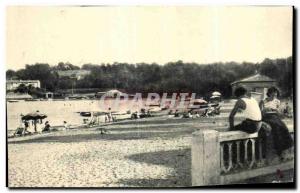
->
6 92 33 100
56 70 91 80
44 92 54 99
231 73 277 100
6 80 41 91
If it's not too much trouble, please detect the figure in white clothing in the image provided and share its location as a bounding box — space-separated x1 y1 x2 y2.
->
229 86 262 133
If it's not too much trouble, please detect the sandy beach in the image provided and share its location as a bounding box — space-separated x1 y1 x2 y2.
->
8 117 202 187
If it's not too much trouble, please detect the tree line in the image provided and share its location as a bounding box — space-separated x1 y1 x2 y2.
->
6 57 293 98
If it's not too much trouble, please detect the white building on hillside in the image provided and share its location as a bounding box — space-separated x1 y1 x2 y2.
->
56 70 91 80
6 80 41 91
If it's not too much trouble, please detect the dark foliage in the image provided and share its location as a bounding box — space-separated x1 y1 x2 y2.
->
6 57 293 97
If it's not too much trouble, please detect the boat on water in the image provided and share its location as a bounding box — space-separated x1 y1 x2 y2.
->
79 112 92 117
7 100 19 103
66 95 89 100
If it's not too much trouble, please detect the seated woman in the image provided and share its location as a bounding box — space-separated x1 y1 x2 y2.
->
174 110 180 117
260 87 294 160
42 121 51 132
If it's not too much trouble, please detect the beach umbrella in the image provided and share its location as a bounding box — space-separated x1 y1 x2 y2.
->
193 99 208 104
21 112 47 121
21 111 47 133
212 91 221 96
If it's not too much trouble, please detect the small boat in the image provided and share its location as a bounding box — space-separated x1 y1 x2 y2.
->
8 100 19 103
79 112 92 117
149 104 160 107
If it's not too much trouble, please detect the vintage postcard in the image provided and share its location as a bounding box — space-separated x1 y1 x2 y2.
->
6 6 294 188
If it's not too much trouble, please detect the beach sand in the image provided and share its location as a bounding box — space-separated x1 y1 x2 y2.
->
7 115 294 187
8 119 197 187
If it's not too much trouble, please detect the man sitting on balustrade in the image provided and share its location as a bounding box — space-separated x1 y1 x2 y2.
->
229 86 262 133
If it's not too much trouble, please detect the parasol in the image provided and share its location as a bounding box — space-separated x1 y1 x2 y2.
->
193 99 208 104
21 112 47 120
212 91 221 96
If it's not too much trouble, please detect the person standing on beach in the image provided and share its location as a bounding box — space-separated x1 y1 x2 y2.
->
63 121 69 130
105 114 108 123
33 120 38 133
107 107 112 122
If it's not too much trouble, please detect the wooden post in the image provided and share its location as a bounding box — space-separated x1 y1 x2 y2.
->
192 129 221 186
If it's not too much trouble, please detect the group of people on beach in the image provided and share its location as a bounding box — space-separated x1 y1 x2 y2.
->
131 108 152 119
169 101 221 118
15 120 51 136
15 119 70 136
229 86 294 161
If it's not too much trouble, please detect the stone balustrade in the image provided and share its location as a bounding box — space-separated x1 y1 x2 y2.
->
192 124 294 186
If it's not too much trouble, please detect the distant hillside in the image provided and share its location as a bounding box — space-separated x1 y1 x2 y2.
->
6 57 293 97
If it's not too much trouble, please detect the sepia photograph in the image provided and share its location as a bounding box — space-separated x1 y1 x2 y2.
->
6 5 294 188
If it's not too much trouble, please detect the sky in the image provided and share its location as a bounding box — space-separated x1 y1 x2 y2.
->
6 6 293 70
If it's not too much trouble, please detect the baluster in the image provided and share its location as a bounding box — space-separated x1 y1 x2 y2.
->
236 141 243 168
232 141 239 170
243 139 249 167
221 143 233 173
227 142 233 172
257 138 264 167
249 139 256 168
220 143 225 173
